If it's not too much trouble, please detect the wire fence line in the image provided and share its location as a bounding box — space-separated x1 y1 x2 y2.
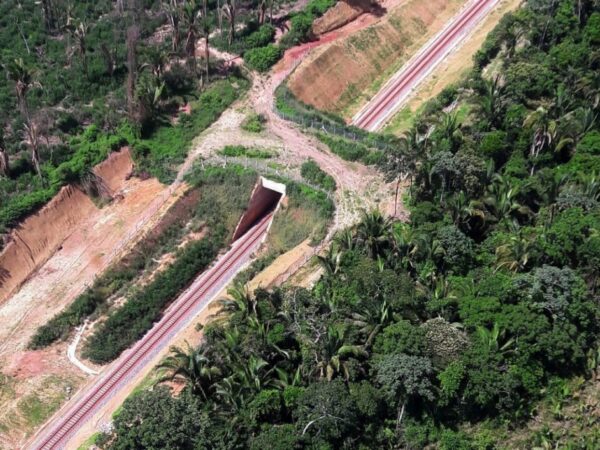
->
272 98 397 153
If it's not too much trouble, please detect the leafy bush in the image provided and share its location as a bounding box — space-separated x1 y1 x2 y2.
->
219 145 273 159
301 159 336 191
241 113 266 133
245 45 282 72
133 78 248 182
244 24 276 50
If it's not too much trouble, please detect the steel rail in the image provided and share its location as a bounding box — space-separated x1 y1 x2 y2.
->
354 0 496 130
31 213 273 450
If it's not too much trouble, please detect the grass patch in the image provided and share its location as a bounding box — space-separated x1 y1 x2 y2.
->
29 189 204 350
17 376 76 430
218 145 274 159
268 180 334 252
301 159 336 191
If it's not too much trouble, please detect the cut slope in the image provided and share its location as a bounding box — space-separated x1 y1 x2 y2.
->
287 0 463 116
0 148 135 305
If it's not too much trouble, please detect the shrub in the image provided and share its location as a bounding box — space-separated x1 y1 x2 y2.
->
244 24 276 50
241 113 266 133
301 159 336 191
219 145 273 159
245 45 282 72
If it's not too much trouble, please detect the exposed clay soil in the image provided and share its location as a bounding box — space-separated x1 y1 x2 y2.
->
287 0 464 117
312 0 375 36
0 149 186 447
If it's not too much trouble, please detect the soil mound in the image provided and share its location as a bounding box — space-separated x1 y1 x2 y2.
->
93 147 134 193
288 0 460 115
312 0 373 36
0 186 96 304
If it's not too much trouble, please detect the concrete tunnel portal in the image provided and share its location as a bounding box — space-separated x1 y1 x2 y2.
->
232 177 286 242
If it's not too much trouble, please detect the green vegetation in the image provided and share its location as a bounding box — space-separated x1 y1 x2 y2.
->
316 132 385 165
275 83 401 155
28 187 209 350
0 0 251 235
245 45 283 72
268 179 334 251
219 145 274 159
133 77 248 182
102 1 600 449
241 113 266 133
82 164 257 363
300 158 336 191
17 376 76 429
83 236 223 363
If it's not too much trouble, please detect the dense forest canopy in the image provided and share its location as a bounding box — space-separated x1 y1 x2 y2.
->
99 0 600 449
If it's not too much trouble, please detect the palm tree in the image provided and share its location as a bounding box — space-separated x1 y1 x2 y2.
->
162 0 183 52
237 355 279 392
345 300 391 350
446 191 486 230
158 342 221 399
201 0 211 83
522 107 573 174
4 58 33 119
317 244 343 275
315 327 368 381
135 75 166 123
68 19 89 75
213 281 257 321
478 75 502 129
476 323 514 354
355 210 393 259
495 232 534 273
334 228 355 252
181 0 202 73
484 174 532 224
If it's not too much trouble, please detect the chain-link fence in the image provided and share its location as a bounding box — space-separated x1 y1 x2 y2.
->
272 90 397 153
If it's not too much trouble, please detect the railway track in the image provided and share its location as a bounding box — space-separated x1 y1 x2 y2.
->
353 0 500 131
29 213 273 449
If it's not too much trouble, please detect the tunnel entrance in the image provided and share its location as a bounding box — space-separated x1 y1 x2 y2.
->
232 177 286 242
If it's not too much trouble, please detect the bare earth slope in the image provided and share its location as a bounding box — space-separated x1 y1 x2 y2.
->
287 0 463 116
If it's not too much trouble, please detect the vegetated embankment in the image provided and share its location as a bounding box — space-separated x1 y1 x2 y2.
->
0 148 134 304
287 0 463 116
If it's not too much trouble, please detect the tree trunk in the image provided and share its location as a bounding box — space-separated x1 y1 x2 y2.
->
126 26 140 122
100 43 115 77
395 401 406 435
259 0 266 25
204 34 210 83
41 0 55 32
394 178 401 217
0 149 9 177
217 0 223 34
204 0 210 83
